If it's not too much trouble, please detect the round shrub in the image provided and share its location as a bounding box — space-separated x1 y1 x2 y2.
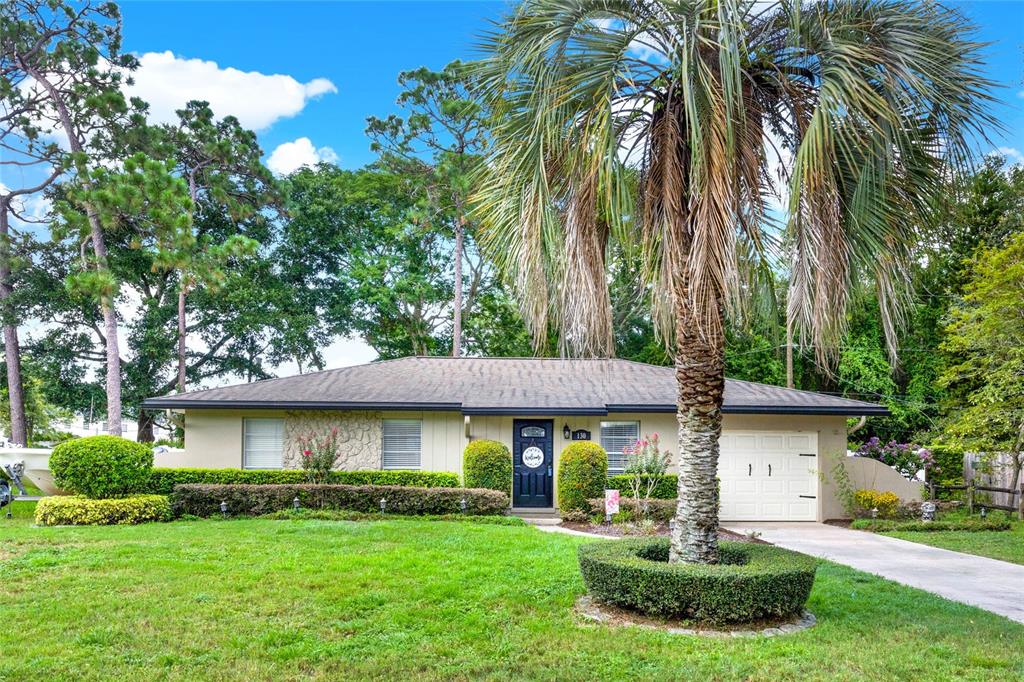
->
463 440 513 493
558 441 607 513
578 538 817 623
49 435 154 499
34 494 171 526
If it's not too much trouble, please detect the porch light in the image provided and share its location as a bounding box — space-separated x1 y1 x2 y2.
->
380 497 387 514
460 498 467 514
220 500 228 518
563 423 571 440
293 496 301 511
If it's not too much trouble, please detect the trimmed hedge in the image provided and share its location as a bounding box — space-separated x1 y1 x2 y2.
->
171 483 509 517
852 517 1012 532
144 468 459 495
463 440 513 494
578 538 817 623
259 509 527 526
34 494 171 526
49 435 153 499
587 497 676 522
607 474 677 499
558 442 607 513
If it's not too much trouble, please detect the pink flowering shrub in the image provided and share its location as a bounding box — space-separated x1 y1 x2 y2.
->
297 428 341 484
855 437 936 481
622 433 671 519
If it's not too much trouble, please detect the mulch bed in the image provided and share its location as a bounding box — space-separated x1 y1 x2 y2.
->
561 521 768 544
575 595 816 637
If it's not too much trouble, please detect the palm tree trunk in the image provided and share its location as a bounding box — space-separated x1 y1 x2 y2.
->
177 288 187 392
669 293 726 564
452 215 464 357
0 206 27 445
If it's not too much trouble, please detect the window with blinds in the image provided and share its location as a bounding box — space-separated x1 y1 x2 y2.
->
382 419 422 470
601 421 639 474
243 418 284 469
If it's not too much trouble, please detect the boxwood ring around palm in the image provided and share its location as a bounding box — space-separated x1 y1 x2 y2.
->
578 538 818 624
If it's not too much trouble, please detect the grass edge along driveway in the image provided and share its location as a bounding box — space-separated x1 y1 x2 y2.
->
883 518 1024 566
1 516 1022 681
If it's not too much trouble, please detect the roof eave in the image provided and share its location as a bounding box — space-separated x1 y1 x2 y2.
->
140 399 463 411
142 399 889 417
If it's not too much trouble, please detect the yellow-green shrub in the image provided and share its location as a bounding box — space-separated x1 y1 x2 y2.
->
34 495 171 526
557 442 607 513
852 489 900 519
463 440 513 494
49 435 153 498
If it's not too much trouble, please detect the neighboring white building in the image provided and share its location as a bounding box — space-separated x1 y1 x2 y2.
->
56 415 140 440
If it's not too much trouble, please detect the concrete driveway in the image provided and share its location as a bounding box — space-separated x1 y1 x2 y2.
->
723 522 1024 624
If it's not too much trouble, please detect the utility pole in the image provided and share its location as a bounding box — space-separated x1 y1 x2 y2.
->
785 317 794 389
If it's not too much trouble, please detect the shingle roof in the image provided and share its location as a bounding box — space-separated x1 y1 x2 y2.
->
142 356 888 416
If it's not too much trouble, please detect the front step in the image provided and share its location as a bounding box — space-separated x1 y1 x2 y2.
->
511 507 561 526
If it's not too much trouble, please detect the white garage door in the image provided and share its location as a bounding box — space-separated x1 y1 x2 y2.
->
718 431 818 521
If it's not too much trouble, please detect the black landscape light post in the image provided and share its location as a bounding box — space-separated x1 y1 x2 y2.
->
220 501 228 518
293 496 301 511
380 497 387 515
460 497 467 514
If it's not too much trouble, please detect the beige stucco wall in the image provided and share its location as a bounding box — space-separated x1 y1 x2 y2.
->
177 408 859 519
819 454 925 519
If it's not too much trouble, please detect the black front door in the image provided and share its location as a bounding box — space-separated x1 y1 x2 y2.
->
512 419 554 508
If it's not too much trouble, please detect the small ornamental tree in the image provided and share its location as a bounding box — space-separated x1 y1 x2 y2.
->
49 435 153 499
463 439 513 493
557 442 607 513
622 433 671 519
297 429 340 484
855 438 936 481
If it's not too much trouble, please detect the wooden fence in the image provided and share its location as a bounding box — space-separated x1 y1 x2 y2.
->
929 480 1024 520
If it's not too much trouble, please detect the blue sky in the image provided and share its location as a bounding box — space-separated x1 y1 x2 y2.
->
116 0 1024 172
108 0 1023 372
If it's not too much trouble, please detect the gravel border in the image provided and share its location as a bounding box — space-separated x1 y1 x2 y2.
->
575 595 816 638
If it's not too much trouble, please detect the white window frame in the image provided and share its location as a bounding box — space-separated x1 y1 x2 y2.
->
242 418 284 469
600 421 640 475
382 419 422 470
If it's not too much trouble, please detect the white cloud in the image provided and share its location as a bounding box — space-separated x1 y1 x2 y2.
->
266 137 338 175
125 51 337 130
995 147 1024 164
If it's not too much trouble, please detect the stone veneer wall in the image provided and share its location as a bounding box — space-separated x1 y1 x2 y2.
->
281 410 383 470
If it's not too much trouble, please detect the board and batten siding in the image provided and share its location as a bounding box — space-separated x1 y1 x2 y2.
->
178 409 467 474
175 408 853 520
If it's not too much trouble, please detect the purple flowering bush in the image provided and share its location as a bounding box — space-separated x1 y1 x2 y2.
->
855 437 936 480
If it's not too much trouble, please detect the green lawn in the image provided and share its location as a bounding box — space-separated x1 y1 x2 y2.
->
884 518 1024 566
1 517 1022 681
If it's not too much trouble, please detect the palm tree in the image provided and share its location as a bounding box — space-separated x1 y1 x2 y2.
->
473 0 995 563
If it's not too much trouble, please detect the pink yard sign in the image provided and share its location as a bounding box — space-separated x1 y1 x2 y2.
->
604 489 620 515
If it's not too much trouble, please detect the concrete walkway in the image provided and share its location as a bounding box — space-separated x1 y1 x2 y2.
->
723 522 1024 624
